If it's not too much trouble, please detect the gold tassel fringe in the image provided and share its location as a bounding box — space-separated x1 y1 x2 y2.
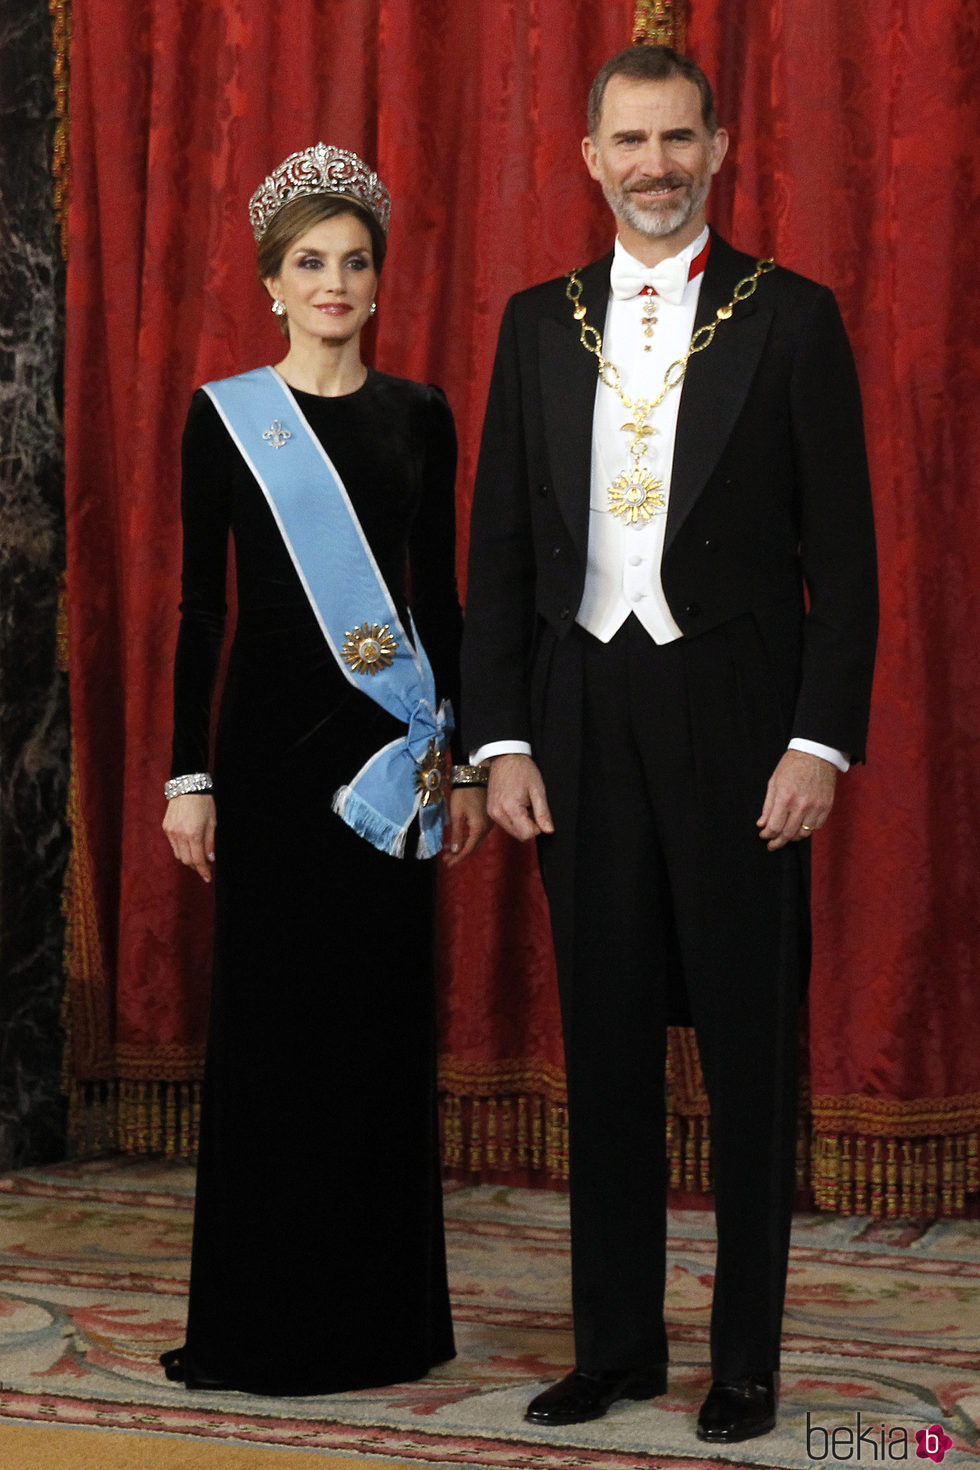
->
813 1129 979 1218
440 1093 569 1182
63 1074 980 1217
68 1078 202 1160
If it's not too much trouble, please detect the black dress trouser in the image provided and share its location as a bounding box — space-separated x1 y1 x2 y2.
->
537 615 803 1382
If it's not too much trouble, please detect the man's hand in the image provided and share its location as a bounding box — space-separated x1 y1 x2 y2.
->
757 750 838 851
486 753 555 842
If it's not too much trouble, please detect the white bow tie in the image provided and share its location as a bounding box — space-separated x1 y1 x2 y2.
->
610 253 691 306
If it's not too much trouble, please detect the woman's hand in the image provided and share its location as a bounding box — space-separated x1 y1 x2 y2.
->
163 794 217 882
442 787 491 867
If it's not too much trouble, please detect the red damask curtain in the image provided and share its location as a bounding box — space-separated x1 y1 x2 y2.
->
684 0 980 1215
64 0 980 1216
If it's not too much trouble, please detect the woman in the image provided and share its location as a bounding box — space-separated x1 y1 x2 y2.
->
161 144 489 1396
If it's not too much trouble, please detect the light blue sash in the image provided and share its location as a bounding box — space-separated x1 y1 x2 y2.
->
203 367 451 859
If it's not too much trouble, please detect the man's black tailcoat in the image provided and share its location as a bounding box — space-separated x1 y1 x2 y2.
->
463 233 877 768
461 232 877 1378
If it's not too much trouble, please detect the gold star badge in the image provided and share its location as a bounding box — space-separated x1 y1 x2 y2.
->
342 622 398 675
607 467 667 524
414 739 446 807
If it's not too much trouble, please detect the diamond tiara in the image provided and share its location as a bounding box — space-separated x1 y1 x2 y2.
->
248 143 391 241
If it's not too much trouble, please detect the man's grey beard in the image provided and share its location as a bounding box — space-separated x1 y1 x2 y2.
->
601 171 711 239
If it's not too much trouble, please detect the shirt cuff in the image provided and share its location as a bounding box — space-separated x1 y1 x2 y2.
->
471 739 533 765
788 738 850 773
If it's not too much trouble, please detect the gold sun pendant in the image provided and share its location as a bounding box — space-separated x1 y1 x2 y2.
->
341 621 398 676
607 466 667 525
414 739 446 808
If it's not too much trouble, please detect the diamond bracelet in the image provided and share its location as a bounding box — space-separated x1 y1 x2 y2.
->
164 772 214 800
450 764 489 789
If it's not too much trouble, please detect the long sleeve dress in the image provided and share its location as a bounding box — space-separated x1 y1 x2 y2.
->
169 368 460 1396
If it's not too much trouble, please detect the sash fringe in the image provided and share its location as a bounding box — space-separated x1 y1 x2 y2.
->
332 785 408 859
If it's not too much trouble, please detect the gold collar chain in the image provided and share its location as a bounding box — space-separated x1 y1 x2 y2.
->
566 257 775 524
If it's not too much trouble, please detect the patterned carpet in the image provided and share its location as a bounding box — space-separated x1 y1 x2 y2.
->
0 1157 977 1467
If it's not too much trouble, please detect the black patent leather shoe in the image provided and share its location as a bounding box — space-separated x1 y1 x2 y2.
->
525 1365 667 1425
696 1372 776 1443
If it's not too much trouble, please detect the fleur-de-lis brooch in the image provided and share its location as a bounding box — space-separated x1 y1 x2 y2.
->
262 419 292 450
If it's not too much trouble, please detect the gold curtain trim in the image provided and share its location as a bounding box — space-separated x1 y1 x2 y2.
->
49 0 71 260
811 1091 980 1215
438 1058 566 1098
813 1091 980 1135
112 1050 205 1079
632 0 688 48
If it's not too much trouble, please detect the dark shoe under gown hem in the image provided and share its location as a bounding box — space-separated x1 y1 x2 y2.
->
160 1341 456 1397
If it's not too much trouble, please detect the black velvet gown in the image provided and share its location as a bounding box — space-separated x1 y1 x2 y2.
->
169 369 460 1396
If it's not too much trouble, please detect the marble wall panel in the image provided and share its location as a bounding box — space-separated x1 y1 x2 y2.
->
0 0 71 1167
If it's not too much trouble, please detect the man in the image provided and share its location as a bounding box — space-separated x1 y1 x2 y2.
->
462 46 877 1444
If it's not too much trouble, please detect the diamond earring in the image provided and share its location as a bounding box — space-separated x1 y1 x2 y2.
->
271 299 286 317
